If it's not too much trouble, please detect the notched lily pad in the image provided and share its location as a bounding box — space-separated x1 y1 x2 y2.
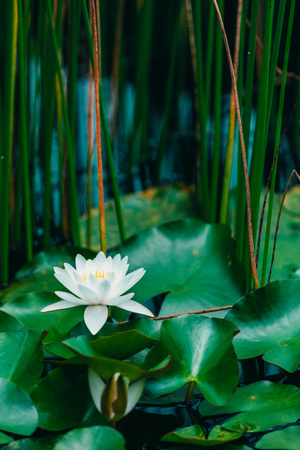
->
0 330 44 393
255 424 300 449
162 423 249 446
143 315 239 405
199 381 300 432
226 280 300 372
0 378 38 436
53 425 125 450
62 335 171 383
113 219 245 320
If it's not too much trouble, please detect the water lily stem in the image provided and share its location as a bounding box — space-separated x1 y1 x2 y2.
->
92 0 106 254
185 380 196 404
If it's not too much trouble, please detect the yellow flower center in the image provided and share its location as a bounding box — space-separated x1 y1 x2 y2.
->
82 270 110 281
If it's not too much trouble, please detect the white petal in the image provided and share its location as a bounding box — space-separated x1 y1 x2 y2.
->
54 273 82 297
93 251 106 268
75 254 86 273
110 269 145 298
88 368 105 413
77 284 99 302
125 378 146 415
85 259 97 274
55 291 89 305
64 263 77 280
112 254 121 268
106 292 134 306
41 300 80 312
84 305 108 334
116 300 154 317
94 279 112 302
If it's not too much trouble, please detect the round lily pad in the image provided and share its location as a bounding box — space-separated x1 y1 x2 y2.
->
162 423 248 446
53 426 125 450
226 280 300 372
199 381 300 432
0 378 38 436
114 219 245 320
255 425 300 449
143 315 239 405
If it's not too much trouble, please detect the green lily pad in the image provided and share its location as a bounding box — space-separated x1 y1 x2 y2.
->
143 315 239 405
2 435 58 449
0 310 25 332
0 247 96 304
255 425 300 449
199 381 300 432
162 423 248 446
166 446 251 450
53 426 125 450
62 335 171 383
114 219 245 320
0 432 13 444
0 330 44 393
30 366 91 431
80 185 197 250
0 378 38 436
226 280 300 372
0 292 85 343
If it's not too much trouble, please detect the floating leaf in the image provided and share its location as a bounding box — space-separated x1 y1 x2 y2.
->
162 423 249 446
0 378 38 436
62 335 171 383
0 432 13 444
143 315 239 405
80 185 197 249
0 330 44 393
0 310 25 332
199 381 300 432
113 219 245 320
30 366 91 431
2 435 58 449
53 426 125 450
0 247 96 304
226 280 300 372
0 292 85 343
255 425 300 449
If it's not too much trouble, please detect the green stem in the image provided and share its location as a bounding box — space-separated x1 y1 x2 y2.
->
17 0 32 262
185 380 196 404
260 0 295 285
81 0 126 245
45 0 81 246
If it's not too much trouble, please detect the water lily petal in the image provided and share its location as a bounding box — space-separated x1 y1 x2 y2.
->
116 300 154 317
84 305 108 335
77 284 99 302
125 378 146 415
110 269 145 298
64 263 77 280
93 251 106 268
55 291 89 305
105 292 134 306
114 257 129 279
75 254 86 273
94 279 112 302
112 254 121 268
41 300 80 312
85 259 97 274
88 368 105 413
54 272 82 297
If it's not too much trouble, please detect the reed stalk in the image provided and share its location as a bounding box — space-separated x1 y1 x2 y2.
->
92 0 106 254
260 0 295 286
81 0 126 245
219 0 243 224
0 0 18 286
45 0 81 246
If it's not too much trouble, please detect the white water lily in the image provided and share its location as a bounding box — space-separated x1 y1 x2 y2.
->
41 252 154 334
